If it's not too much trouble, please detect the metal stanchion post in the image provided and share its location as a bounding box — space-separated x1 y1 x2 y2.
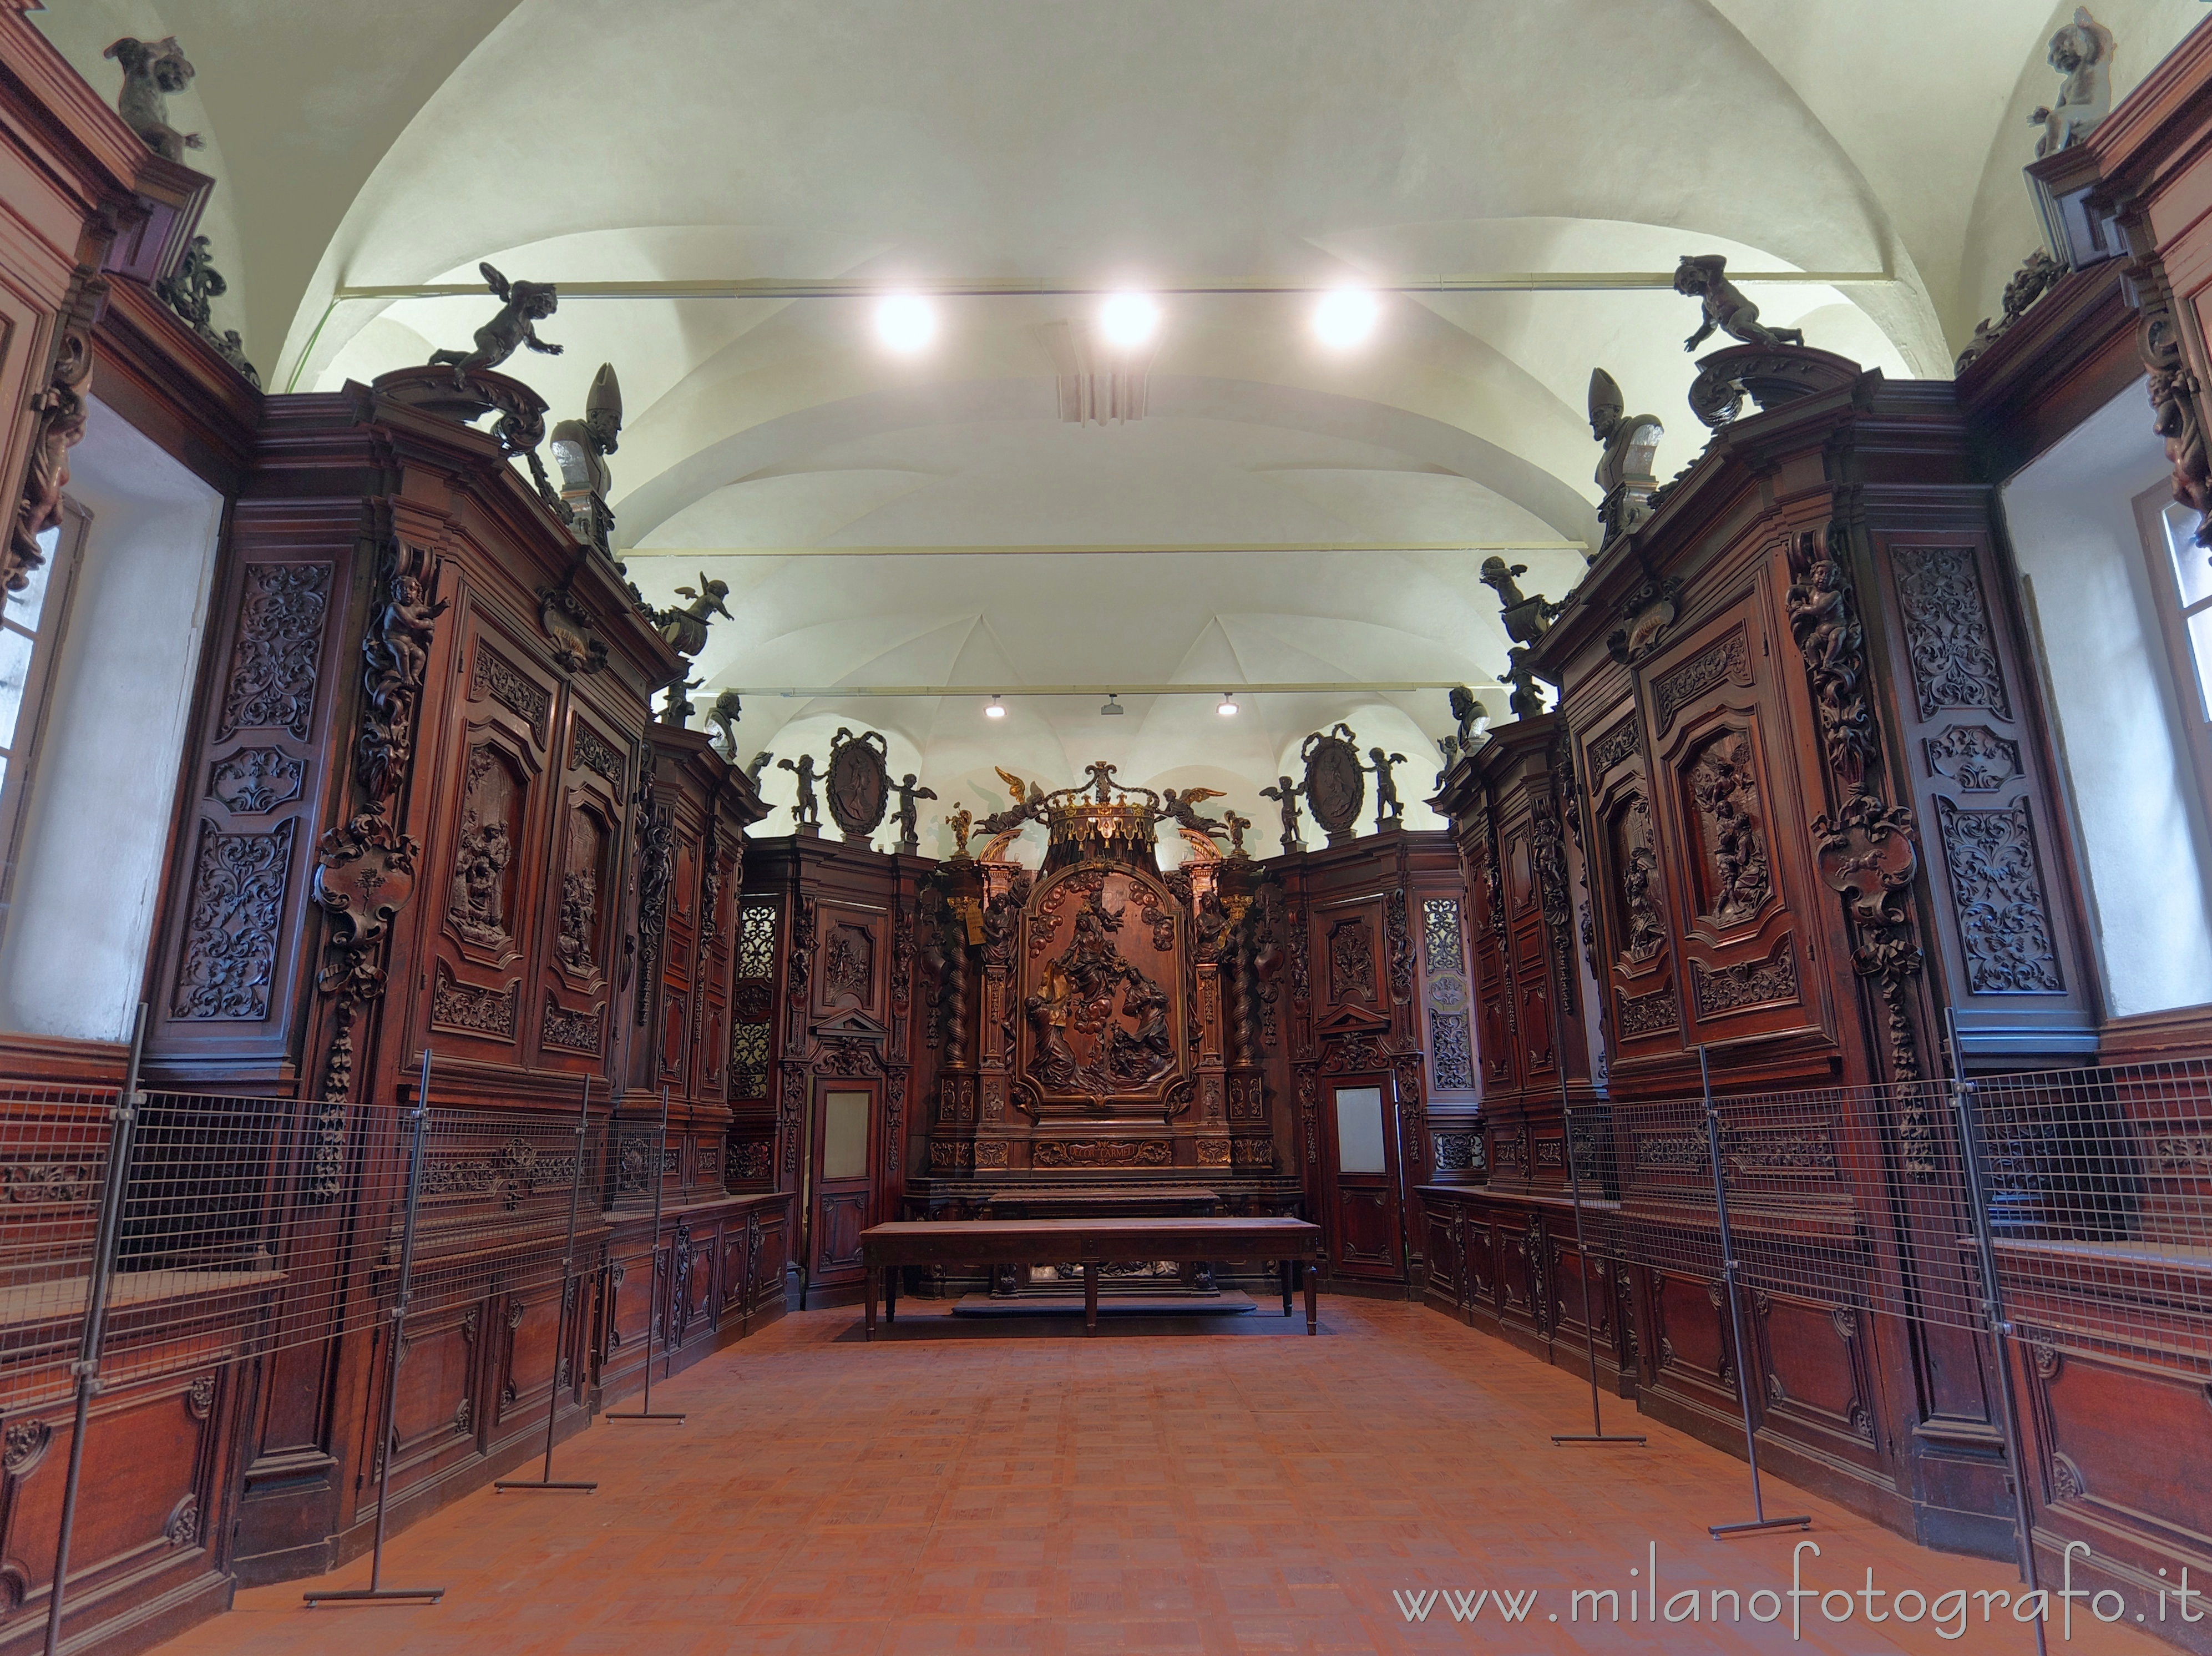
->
1700 1046 1811 1538
306 1048 446 1605
44 1003 146 1656
497 1074 599 1492
1547 989 1643 1447
1944 1010 2050 1656
605 1087 685 1423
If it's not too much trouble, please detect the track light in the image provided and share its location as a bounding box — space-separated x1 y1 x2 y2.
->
1313 288 1379 349
1099 292 1160 349
1217 693 1238 717
984 695 1006 719
1101 694 1123 716
875 293 935 353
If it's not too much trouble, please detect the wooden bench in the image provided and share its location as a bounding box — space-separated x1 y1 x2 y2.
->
859 1217 1323 1338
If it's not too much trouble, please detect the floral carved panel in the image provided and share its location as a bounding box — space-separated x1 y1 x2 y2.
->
170 819 295 1019
216 562 331 741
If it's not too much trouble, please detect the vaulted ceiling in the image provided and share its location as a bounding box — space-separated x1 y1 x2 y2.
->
34 0 2209 850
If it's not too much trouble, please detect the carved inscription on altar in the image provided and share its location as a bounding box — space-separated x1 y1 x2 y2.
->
1016 866 1186 1108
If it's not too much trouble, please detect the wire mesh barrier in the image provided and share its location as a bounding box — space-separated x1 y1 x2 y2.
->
0 1042 615 1629
1603 1058 2212 1376
0 1080 124 1420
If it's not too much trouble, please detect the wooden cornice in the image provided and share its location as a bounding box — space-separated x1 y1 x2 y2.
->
1955 261 2137 481
93 275 260 491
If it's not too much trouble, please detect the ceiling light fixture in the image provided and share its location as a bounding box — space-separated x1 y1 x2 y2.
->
875 293 935 353
1101 694 1123 716
984 694 1006 719
1217 693 1238 717
1313 287 1380 349
1099 292 1160 349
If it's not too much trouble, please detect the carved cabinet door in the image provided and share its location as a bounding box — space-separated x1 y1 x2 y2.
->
1641 589 1828 1051
426 607 559 1061
532 700 629 1073
1581 700 1681 1055
1320 1072 1405 1281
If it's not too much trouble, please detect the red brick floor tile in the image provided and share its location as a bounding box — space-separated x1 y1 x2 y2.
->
145 1299 2179 1656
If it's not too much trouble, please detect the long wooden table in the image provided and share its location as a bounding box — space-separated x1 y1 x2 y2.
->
859 1217 1323 1338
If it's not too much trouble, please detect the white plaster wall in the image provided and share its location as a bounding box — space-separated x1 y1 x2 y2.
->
0 400 223 1041
2000 378 2212 1017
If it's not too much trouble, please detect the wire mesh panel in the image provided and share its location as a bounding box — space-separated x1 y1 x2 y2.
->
1608 1061 2212 1384
1966 1058 2212 1375
405 1103 596 1327
0 1082 122 1415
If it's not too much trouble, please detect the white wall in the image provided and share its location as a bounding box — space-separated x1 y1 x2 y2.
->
0 400 223 1041
2001 379 2212 1018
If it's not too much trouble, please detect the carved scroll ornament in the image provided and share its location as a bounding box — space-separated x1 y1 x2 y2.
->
2138 265 2212 554
308 534 447 1201
1785 526 1932 1167
4 274 104 603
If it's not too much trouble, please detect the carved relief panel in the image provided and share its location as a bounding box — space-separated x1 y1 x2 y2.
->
1583 704 1679 1049
1642 592 1825 1049
532 700 627 1068
811 901 887 1022
1870 533 2087 1046
428 610 555 1058
1018 866 1188 1114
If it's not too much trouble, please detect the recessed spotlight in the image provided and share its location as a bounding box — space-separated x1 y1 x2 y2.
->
1101 694 1124 716
1099 292 1160 349
1217 693 1238 718
984 694 1006 720
1313 288 1379 349
875 293 935 353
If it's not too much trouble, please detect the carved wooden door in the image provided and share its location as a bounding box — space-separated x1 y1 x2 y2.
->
804 1080 875 1295
1322 1073 1404 1281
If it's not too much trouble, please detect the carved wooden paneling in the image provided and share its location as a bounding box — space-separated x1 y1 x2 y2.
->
1641 594 1824 1049
1870 533 2088 1050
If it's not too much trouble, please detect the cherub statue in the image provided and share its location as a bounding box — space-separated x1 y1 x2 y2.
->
1259 776 1304 854
778 754 821 829
745 750 774 786
1365 748 1408 828
661 674 703 728
1223 809 1253 858
1674 254 1804 354
1480 556 1563 646
656 574 732 659
945 804 975 859
705 689 743 758
2032 9 2114 159
428 264 563 382
1498 647 1546 720
893 773 938 851
1162 786 1228 837
1589 367 1663 543
103 37 201 161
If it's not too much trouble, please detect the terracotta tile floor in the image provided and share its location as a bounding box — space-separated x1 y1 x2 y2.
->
157 1298 2173 1655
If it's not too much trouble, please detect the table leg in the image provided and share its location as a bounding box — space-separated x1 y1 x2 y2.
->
885 1264 898 1325
1084 1262 1099 1335
1305 1261 1319 1335
864 1261 878 1342
1280 1258 1293 1317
